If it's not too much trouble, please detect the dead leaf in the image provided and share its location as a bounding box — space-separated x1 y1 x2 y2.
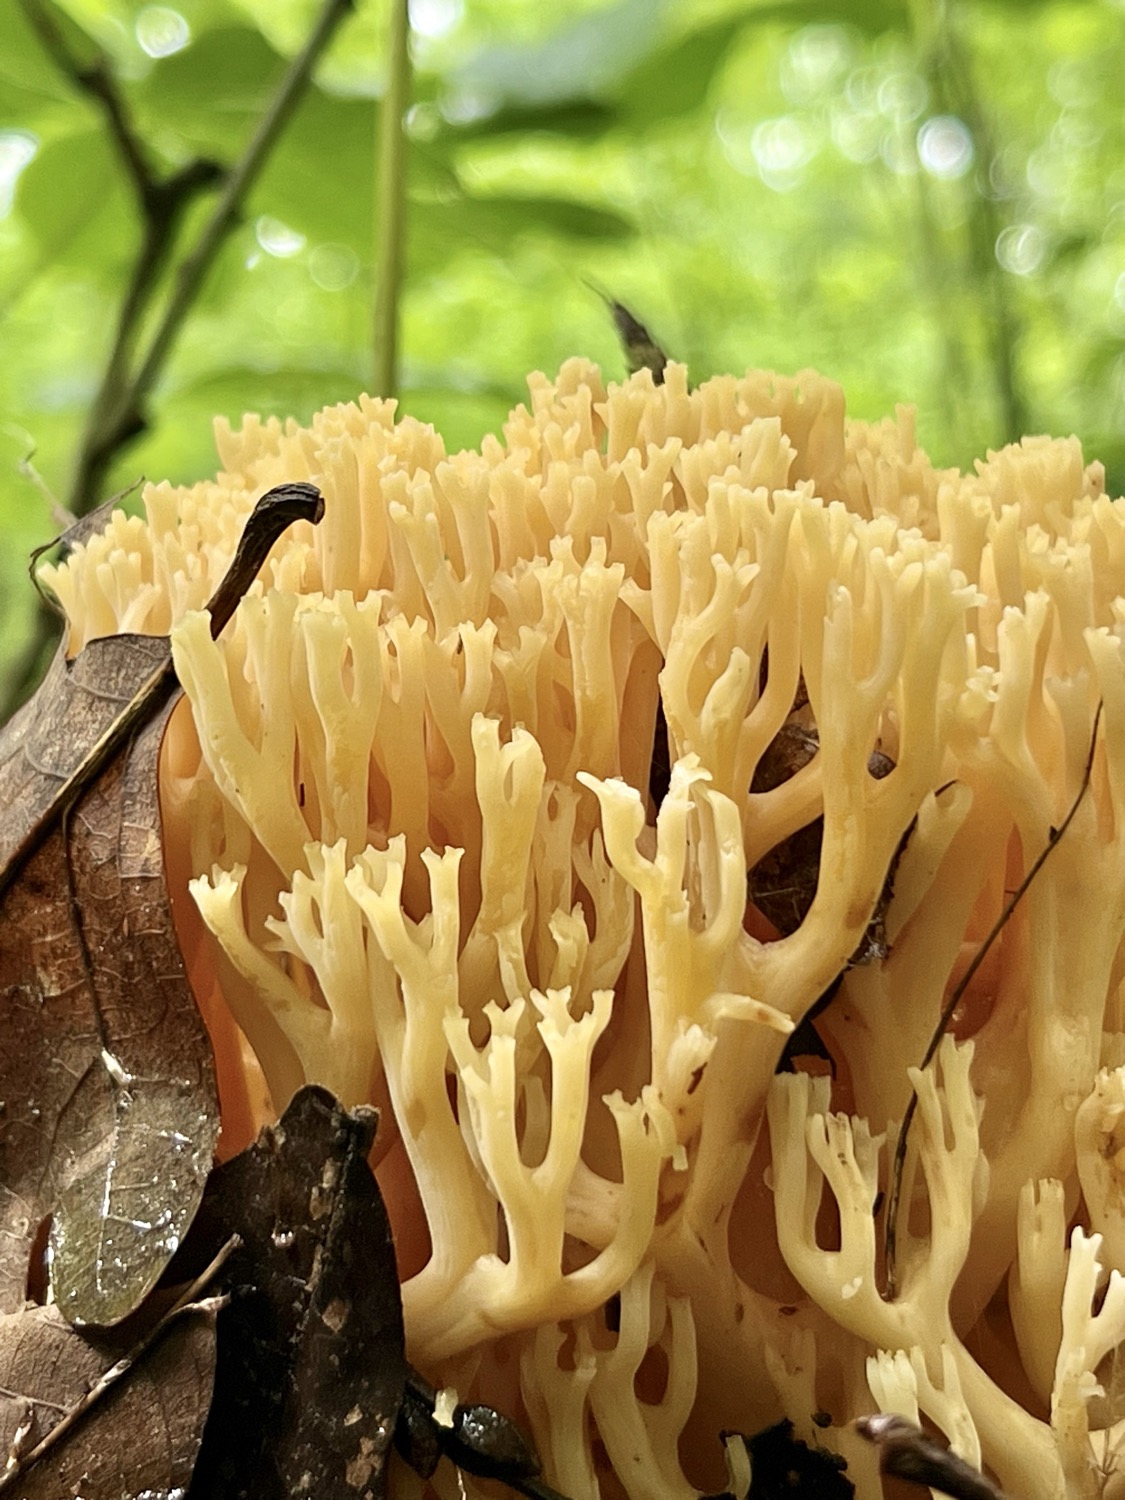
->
0 482 325 1326
748 725 897 962
586 284 668 385
0 1299 217 1499
27 481 145 610
175 1086 405 1500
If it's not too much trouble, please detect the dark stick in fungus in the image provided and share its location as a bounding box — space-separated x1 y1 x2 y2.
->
883 701 1104 1298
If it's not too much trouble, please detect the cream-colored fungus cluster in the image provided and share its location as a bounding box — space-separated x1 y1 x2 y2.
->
43 361 1125 1500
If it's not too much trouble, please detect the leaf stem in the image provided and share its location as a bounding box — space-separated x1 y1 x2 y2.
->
373 0 412 399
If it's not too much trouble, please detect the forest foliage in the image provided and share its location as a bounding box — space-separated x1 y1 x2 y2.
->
0 0 1122 704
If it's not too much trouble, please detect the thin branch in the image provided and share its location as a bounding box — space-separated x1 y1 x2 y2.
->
14 0 152 206
373 0 412 399
128 0 354 415
24 0 353 519
2 0 353 720
0 1236 239 1496
883 703 1103 1297
17 1 225 521
73 156 225 509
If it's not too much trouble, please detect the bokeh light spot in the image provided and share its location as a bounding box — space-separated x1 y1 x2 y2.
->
917 115 974 180
255 217 307 259
409 0 463 40
0 131 37 219
135 6 191 59
781 25 851 104
996 223 1045 276
750 115 814 192
309 244 359 291
877 71 928 123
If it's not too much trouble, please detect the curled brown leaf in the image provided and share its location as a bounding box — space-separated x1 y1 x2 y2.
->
0 482 324 1325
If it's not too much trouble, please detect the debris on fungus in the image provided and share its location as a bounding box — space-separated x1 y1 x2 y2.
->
42 360 1125 1500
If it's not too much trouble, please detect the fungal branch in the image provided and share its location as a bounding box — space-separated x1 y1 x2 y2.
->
4 0 354 715
883 701 1105 1299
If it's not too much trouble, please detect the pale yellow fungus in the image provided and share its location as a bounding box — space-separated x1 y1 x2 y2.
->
42 360 1125 1500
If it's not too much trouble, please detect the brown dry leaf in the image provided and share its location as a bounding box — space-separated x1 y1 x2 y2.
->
0 482 325 1327
0 1299 217 1499
175 1087 406 1500
748 721 898 962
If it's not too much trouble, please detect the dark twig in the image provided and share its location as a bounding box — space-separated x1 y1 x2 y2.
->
884 704 1103 1297
14 0 152 203
0 1236 239 1496
3 0 352 721
856 1413 1011 1500
126 0 354 426
78 0 354 515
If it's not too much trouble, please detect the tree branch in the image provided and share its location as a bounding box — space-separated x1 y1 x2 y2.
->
74 157 225 513
15 0 154 209
128 0 354 412
2 0 354 719
17 0 227 520
72 0 353 516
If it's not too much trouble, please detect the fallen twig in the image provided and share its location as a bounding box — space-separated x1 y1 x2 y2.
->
0 1235 239 1496
884 703 1103 1297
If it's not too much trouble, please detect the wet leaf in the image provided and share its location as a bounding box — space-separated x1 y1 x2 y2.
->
176 1086 406 1500
0 482 324 1326
0 1299 217 1499
0 654 216 1327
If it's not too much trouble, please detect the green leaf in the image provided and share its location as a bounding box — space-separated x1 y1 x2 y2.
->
131 24 279 155
400 382 523 455
408 193 634 274
251 89 377 247
730 0 908 33
13 127 132 269
432 98 619 146
170 363 369 417
450 0 670 110
0 0 76 114
616 17 741 127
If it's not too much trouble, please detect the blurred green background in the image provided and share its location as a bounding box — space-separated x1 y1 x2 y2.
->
1 0 1123 709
